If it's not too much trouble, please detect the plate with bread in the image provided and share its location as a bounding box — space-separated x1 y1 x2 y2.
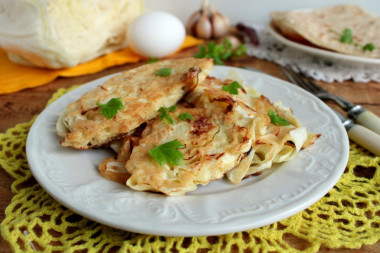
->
269 4 380 65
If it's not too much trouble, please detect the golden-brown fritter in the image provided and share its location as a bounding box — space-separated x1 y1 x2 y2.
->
125 90 269 196
56 57 214 149
185 74 319 184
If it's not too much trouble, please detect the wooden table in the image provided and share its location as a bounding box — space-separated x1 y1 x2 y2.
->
0 46 379 252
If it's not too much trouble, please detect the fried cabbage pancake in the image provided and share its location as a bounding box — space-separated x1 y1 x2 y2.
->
125 90 269 196
56 57 214 149
271 5 380 58
185 74 319 184
96 70 319 195
227 99 319 184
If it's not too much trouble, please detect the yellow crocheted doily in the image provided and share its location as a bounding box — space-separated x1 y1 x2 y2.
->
1 88 379 252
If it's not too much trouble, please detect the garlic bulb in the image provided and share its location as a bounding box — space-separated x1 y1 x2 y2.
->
187 0 230 39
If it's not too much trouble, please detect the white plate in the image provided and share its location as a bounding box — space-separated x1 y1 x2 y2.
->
26 66 349 237
268 24 380 66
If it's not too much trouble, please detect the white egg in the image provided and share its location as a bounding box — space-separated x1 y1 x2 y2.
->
127 11 186 58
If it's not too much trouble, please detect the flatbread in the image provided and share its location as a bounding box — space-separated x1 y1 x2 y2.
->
271 5 380 58
56 57 214 149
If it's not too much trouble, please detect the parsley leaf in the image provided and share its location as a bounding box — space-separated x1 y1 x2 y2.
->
146 57 158 64
363 43 376 51
231 44 248 57
268 110 290 126
194 39 247 65
156 68 172 76
158 105 177 124
96 97 124 119
333 28 375 51
148 139 185 166
194 42 223 65
178 112 194 121
340 28 353 44
222 81 242 95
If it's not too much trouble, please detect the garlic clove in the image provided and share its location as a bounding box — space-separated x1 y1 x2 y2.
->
195 14 213 39
187 10 202 35
211 8 230 38
220 35 241 50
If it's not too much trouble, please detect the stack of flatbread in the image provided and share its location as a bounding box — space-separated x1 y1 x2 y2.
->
57 58 318 196
270 4 380 58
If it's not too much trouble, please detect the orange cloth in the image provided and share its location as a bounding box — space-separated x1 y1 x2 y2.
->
0 36 203 94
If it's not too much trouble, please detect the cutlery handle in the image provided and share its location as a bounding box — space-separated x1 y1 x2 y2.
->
356 110 380 135
347 124 380 156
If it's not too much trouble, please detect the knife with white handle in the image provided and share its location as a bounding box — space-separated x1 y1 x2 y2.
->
348 105 380 135
335 109 380 156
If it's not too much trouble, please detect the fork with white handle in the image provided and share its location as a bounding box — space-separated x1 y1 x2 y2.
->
281 65 380 156
281 65 380 135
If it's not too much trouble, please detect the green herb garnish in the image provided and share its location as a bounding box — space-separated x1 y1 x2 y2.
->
194 39 247 65
362 43 376 51
222 81 242 95
335 28 376 51
340 28 353 44
268 110 290 126
96 97 124 119
146 57 158 64
156 68 172 76
158 105 177 124
178 112 194 121
231 44 248 57
148 139 185 166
